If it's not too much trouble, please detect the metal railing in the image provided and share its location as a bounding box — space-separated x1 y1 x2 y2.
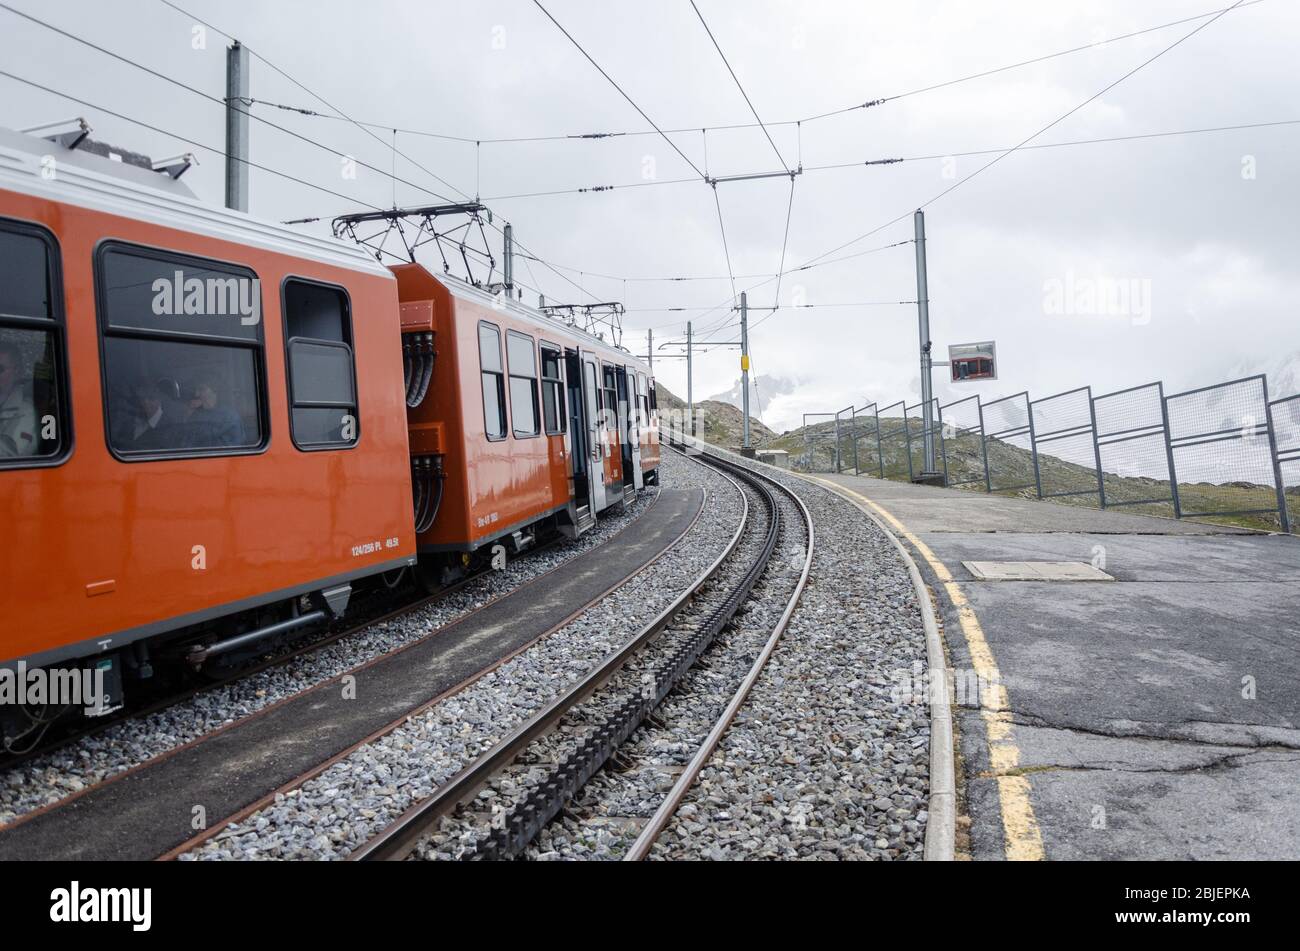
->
801 371 1297 532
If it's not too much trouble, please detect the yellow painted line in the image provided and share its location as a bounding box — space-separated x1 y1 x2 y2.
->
806 475 1045 861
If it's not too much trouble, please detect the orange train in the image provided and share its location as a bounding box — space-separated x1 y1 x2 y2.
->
0 124 659 741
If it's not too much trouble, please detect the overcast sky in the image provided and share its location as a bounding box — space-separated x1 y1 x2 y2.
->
3 0 1297 430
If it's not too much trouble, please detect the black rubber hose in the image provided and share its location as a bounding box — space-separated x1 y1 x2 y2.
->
412 347 435 407
411 462 428 533
416 471 444 535
405 351 424 408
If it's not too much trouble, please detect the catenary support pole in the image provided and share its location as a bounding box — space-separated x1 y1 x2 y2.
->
914 209 936 475
686 321 694 437
225 41 250 212
740 292 751 453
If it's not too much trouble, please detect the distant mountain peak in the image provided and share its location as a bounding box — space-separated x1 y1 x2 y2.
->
704 374 796 416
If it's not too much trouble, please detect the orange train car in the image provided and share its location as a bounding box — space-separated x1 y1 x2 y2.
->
0 123 659 746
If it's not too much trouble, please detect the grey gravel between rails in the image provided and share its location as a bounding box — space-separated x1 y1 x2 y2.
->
648 451 930 860
0 475 664 828
410 464 782 860
180 451 743 860
482 474 808 862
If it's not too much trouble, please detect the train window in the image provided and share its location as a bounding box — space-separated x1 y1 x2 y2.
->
283 279 358 450
649 379 658 411
602 364 618 427
479 322 506 441
540 344 565 435
636 372 649 427
507 331 540 438
97 244 267 459
0 221 70 467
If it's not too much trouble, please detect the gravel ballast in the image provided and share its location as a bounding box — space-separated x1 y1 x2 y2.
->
411 462 785 860
517 475 809 861
180 450 744 859
0 471 663 827
648 450 931 860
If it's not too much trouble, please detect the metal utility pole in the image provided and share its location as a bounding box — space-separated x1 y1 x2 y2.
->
503 223 514 293
914 209 937 475
647 328 654 375
740 292 752 455
686 321 694 437
225 41 250 213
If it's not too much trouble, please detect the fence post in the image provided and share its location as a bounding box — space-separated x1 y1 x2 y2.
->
937 400 950 486
977 400 992 493
1159 383 1182 519
1088 390 1107 509
853 409 861 474
1263 379 1291 533
834 414 841 473
1027 397 1044 499
875 406 885 478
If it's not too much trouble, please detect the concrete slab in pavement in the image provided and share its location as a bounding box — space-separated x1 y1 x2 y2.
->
824 473 1300 861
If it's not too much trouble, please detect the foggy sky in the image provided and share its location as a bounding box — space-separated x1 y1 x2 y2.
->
3 0 1297 431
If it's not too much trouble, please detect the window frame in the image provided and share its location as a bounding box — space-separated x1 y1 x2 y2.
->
539 341 566 436
0 217 73 470
94 239 270 463
507 329 540 439
478 320 507 442
636 371 650 429
280 276 360 452
601 363 619 430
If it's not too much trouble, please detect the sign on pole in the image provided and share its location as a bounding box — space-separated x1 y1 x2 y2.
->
948 341 997 382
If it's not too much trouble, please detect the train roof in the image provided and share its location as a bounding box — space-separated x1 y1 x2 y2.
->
438 270 648 370
2 125 649 374
0 125 391 278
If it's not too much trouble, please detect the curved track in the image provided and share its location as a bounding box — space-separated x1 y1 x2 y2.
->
353 443 814 861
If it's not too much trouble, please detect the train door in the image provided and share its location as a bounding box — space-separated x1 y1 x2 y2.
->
617 366 641 493
600 362 623 498
581 352 608 513
564 348 592 521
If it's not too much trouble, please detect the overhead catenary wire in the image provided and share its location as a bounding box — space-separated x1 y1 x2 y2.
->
531 0 708 182
689 0 790 173
788 0 1254 277
474 117 1300 203
179 1 1267 149
155 0 603 307
0 69 392 215
770 177 796 312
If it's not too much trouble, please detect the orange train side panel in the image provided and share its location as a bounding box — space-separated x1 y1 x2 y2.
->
0 188 415 665
392 263 570 551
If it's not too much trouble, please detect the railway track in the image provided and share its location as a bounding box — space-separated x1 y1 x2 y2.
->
350 444 814 861
0 522 595 770
0 485 678 849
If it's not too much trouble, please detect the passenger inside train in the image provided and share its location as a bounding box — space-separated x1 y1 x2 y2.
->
0 340 37 457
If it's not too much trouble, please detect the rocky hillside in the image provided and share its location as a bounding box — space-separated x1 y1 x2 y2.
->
654 384 774 449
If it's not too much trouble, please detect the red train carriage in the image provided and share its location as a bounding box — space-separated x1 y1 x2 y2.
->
0 124 658 745
392 262 659 580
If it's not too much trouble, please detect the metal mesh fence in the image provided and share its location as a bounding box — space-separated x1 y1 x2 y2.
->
878 400 910 481
1269 394 1298 533
834 405 856 473
980 391 1037 494
800 413 837 472
1165 375 1285 521
1093 381 1176 509
940 394 985 488
906 399 946 482
1031 386 1101 501
852 403 883 478
803 371 1297 532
